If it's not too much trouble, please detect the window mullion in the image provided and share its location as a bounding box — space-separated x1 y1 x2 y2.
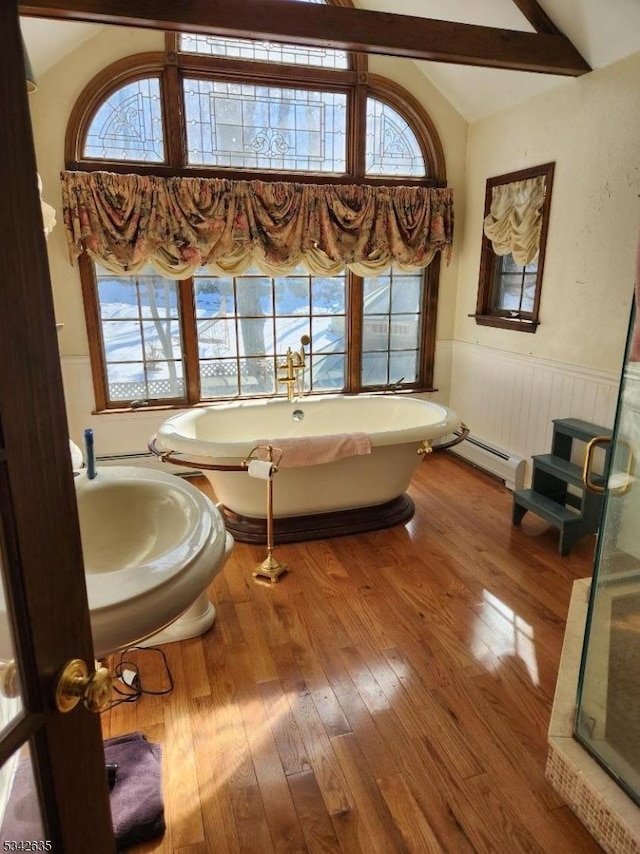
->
518 268 527 315
179 277 201 404
162 63 187 168
78 254 109 411
419 258 439 390
349 76 367 180
348 272 363 392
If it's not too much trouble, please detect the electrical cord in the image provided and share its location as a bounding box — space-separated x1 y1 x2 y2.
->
102 645 174 712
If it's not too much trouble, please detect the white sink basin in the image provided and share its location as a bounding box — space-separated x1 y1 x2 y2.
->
75 467 232 657
77 472 212 577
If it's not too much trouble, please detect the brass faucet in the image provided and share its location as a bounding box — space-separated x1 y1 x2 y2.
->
278 335 310 402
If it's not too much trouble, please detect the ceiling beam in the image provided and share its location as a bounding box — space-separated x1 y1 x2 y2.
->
509 0 562 36
19 0 591 76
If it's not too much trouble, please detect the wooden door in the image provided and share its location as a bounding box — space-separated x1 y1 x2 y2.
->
0 3 115 850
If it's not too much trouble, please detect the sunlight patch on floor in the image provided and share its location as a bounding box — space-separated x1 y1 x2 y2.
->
472 590 540 685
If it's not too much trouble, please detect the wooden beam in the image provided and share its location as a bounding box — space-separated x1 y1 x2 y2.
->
19 0 591 76
509 0 562 35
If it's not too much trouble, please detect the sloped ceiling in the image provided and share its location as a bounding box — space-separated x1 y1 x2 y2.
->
20 18 101 77
20 0 640 122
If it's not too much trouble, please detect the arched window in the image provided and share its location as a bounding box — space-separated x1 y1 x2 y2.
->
66 1 449 410
84 77 165 162
366 98 425 177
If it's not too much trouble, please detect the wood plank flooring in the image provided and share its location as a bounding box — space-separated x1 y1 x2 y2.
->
102 453 603 853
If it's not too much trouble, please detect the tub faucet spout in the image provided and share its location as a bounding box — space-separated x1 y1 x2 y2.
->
277 335 311 402
277 349 298 403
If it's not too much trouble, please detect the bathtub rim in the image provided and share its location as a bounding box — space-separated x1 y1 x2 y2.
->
156 393 461 460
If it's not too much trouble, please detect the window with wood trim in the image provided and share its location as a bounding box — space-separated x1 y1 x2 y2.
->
67 0 448 410
474 162 554 333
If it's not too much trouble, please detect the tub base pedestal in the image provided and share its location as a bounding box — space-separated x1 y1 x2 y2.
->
222 493 415 544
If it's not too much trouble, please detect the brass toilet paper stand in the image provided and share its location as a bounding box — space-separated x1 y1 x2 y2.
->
148 435 290 585
243 445 288 584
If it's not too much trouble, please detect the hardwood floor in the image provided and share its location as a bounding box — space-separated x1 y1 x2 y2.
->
102 453 604 853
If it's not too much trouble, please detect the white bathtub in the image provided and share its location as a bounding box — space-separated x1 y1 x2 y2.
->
156 395 460 541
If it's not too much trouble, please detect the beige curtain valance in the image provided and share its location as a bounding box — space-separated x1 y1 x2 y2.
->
60 171 454 278
483 174 546 267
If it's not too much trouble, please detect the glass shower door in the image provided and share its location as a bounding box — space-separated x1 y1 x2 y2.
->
575 302 640 804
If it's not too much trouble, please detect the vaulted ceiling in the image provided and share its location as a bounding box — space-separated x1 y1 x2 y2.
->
19 0 640 121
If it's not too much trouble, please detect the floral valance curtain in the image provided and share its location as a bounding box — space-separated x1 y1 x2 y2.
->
60 171 454 278
483 174 546 267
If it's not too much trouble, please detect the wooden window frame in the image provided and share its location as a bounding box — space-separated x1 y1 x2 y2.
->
474 162 554 333
83 263 437 410
68 11 447 411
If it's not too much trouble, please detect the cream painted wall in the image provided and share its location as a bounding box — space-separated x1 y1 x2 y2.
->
445 51 640 473
454 51 640 375
28 31 468 454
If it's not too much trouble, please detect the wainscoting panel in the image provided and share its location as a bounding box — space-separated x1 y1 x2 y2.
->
450 342 620 484
60 355 186 458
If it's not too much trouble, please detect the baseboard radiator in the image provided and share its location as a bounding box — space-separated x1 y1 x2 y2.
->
450 434 526 491
95 452 200 477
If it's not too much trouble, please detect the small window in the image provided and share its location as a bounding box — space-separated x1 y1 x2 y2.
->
475 162 554 333
84 78 165 163
492 254 539 315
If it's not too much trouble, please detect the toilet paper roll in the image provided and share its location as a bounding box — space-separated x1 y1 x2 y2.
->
247 459 274 480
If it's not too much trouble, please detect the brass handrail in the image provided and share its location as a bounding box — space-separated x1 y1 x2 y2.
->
429 423 471 453
148 434 247 471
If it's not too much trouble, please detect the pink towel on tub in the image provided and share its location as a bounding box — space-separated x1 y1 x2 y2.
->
256 432 371 468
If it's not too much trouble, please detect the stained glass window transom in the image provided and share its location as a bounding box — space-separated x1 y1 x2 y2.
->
180 35 348 70
84 78 165 163
365 98 425 177
184 79 347 172
178 0 348 69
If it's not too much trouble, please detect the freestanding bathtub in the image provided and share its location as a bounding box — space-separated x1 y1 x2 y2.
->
155 395 461 542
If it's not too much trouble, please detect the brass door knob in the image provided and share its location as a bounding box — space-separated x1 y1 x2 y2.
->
0 660 19 699
55 658 112 713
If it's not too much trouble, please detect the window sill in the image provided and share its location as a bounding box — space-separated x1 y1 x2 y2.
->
92 386 439 414
471 314 539 333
